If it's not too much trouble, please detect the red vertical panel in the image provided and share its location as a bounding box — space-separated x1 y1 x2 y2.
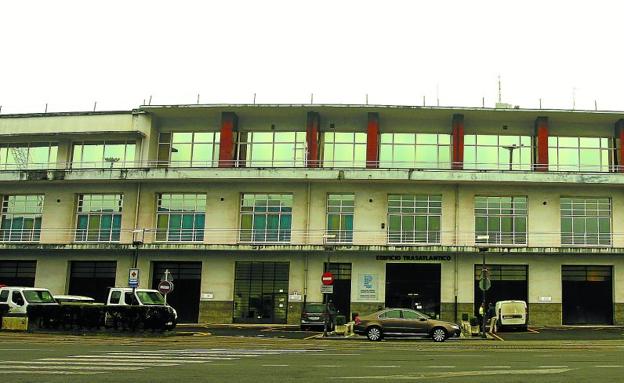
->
615 119 624 173
306 112 320 168
451 114 464 170
534 116 549 172
366 112 380 169
218 112 238 168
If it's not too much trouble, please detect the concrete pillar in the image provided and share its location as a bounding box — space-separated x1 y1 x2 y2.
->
218 112 238 168
306 112 320 168
451 114 464 170
366 112 380 169
614 119 624 172
534 116 549 172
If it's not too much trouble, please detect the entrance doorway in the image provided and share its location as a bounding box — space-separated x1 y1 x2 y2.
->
385 263 441 318
562 265 613 325
233 262 289 324
323 263 352 318
152 262 202 323
473 265 528 315
0 261 36 287
68 261 116 303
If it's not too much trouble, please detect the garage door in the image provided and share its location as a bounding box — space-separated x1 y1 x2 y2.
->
0 261 36 287
562 265 612 325
152 262 202 323
68 261 117 303
474 265 527 315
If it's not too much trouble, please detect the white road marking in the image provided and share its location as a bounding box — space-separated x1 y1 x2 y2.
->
482 366 511 369
262 364 289 367
595 365 623 368
367 366 400 368
5 360 179 367
538 366 568 368
426 366 456 368
42 358 207 364
334 368 572 379
0 371 104 375
0 365 146 371
0 348 48 351
315 365 342 368
108 352 261 357
68 355 234 360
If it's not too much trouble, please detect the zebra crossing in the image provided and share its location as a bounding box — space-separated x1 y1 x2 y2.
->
0 348 322 376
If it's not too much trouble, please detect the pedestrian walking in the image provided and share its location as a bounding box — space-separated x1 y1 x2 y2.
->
487 302 497 333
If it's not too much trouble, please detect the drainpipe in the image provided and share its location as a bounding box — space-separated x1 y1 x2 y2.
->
303 181 311 306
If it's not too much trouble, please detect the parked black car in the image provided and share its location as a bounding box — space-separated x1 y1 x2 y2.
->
300 303 337 331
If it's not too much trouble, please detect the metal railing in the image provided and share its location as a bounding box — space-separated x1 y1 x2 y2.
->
0 159 623 173
0 227 619 248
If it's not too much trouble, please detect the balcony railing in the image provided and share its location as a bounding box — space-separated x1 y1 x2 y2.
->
0 227 620 249
1 160 623 173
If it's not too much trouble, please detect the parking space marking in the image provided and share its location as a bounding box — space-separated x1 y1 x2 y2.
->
538 365 568 368
482 366 511 369
0 371 104 375
594 365 623 368
0 365 146 371
1 360 179 367
426 365 456 368
367 365 400 368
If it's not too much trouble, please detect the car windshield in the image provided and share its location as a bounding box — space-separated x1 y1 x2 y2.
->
136 291 165 305
304 304 326 313
23 290 56 303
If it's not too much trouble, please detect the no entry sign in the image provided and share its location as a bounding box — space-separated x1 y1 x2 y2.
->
158 280 174 295
321 272 334 286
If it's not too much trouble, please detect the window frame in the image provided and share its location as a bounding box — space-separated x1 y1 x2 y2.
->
239 193 293 244
387 194 442 245
379 133 451 169
155 193 206 243
0 195 44 243
74 194 123 243
474 196 528 246
560 197 612 247
325 193 355 244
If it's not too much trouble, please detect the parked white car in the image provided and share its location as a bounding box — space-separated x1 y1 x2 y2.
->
495 300 528 331
106 288 177 329
0 287 59 314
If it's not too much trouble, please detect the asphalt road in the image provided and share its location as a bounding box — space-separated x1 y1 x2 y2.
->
1 332 623 382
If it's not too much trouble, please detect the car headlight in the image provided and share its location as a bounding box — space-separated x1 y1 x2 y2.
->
451 324 460 329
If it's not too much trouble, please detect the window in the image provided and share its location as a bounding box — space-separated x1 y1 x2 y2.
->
157 132 220 167
464 135 532 170
322 132 367 168
561 197 611 246
156 193 206 242
379 309 402 319
0 195 44 242
238 132 306 167
379 133 451 169
548 137 611 172
387 194 441 244
326 194 354 244
240 193 292 243
75 194 123 242
0 143 58 170
71 141 136 168
233 262 290 323
109 290 121 304
475 196 527 245
0 290 8 302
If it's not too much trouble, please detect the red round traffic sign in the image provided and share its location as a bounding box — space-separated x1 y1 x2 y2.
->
321 272 334 286
158 280 174 295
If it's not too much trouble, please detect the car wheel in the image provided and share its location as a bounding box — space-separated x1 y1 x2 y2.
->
431 327 447 342
366 326 382 341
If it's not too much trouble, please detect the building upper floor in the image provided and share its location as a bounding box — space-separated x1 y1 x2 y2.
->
2 180 624 252
1 104 624 181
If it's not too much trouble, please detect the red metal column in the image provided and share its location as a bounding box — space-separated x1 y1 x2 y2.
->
534 116 549 172
615 119 624 172
451 114 464 170
366 112 380 169
306 112 320 168
218 112 238 168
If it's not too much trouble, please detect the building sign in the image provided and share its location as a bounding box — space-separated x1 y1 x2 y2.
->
538 296 552 303
320 285 334 294
376 255 451 261
288 292 303 302
358 273 378 301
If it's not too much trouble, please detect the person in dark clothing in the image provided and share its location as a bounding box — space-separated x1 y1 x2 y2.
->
486 302 497 333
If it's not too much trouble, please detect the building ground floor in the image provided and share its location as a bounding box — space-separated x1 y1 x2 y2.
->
0 249 623 326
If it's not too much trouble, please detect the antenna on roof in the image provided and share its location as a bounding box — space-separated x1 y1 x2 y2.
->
44 103 48 113
197 93 200 104
436 83 439 106
497 75 502 104
594 100 598 111
148 95 152 105
0 105 2 113
422 96 425 106
366 94 369 105
310 93 314 104
253 93 256 104
93 101 97 111
572 87 576 110
539 98 542 109
482 97 485 108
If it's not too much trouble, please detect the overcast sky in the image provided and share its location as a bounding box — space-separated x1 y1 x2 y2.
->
1 0 623 114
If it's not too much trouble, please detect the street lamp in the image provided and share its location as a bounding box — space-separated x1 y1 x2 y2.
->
502 144 524 171
322 233 336 338
476 234 491 338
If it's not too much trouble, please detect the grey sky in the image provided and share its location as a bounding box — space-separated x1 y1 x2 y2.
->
1 0 623 114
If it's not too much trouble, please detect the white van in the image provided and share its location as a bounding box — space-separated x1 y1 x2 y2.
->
495 300 527 330
0 287 59 314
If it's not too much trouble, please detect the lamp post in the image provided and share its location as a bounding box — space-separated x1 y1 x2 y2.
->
502 144 524 171
322 233 336 338
104 156 120 169
476 235 491 338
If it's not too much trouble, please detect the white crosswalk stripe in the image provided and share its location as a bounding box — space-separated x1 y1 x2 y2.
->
0 348 322 376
